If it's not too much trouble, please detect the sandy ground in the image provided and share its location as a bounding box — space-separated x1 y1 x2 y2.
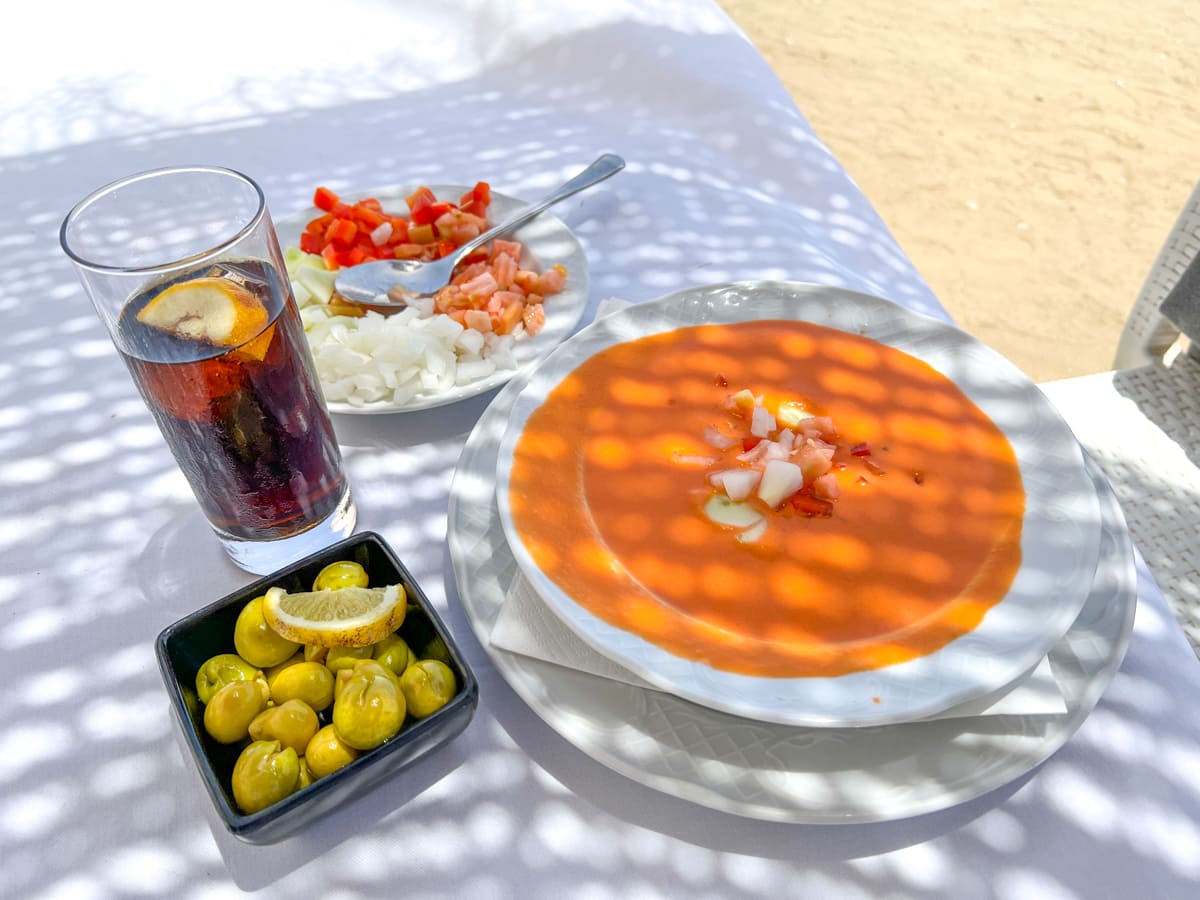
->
717 0 1200 382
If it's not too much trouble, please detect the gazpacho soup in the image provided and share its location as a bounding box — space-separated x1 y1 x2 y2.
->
507 320 1024 678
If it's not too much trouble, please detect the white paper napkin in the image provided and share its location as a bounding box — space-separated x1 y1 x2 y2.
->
490 295 1067 721
491 573 1068 721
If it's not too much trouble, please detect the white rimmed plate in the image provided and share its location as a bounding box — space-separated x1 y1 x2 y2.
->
274 185 589 414
448 350 1135 823
493 283 1102 727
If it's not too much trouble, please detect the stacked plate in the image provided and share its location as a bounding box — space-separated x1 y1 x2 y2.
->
447 283 1137 824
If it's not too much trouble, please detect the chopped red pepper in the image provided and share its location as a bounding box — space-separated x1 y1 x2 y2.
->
406 186 436 215
300 183 495 269
313 186 339 212
865 459 887 477
788 492 835 518
412 200 453 227
350 204 387 230
324 218 358 246
459 181 491 217
742 436 763 452
850 442 872 457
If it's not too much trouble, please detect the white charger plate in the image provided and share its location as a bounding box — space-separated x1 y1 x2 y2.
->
447 353 1137 824
492 283 1102 727
274 185 589 414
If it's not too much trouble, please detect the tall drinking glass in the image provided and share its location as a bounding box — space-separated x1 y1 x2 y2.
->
61 166 356 574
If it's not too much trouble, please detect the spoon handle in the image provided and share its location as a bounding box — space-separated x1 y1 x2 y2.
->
452 153 625 265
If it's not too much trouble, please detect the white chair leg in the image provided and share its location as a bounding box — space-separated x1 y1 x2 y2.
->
1113 181 1200 370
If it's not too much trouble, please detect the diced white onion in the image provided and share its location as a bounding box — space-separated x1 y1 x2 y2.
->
714 468 761 501
369 222 393 246
758 459 805 508
703 425 739 450
703 495 766 529
737 520 768 544
750 405 776 438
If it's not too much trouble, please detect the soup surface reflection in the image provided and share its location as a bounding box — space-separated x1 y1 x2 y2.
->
508 320 1024 677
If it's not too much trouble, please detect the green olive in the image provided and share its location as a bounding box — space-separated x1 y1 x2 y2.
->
313 560 370 592
203 678 270 744
195 653 261 705
399 659 457 719
372 635 415 677
332 661 405 750
232 740 300 814
303 644 329 665
325 645 374 674
335 660 398 699
419 634 453 666
268 661 335 711
297 757 315 790
248 699 320 755
305 724 359 778
234 595 301 668
263 652 304 688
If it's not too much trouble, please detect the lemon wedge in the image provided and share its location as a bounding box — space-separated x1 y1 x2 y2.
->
262 584 407 648
137 276 268 347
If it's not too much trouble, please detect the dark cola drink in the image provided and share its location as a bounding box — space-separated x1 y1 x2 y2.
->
117 260 347 541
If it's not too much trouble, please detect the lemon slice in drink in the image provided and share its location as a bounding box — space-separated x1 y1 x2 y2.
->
262 584 407 648
137 276 268 347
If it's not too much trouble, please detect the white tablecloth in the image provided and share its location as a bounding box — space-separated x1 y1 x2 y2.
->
3 2 1198 897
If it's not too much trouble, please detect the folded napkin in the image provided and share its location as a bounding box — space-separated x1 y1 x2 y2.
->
490 574 1068 721
491 295 1068 723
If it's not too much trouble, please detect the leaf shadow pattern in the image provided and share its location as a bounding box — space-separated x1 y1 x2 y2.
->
3 11 1199 900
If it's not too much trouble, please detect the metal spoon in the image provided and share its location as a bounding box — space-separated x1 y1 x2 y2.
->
333 153 625 307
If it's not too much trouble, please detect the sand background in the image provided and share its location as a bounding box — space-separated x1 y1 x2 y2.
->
717 1 1200 382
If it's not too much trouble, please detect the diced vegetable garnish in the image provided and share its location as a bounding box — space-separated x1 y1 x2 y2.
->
300 182 492 269
285 181 572 406
698 386 903 541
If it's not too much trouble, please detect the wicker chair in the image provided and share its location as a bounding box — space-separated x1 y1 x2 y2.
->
1113 181 1200 369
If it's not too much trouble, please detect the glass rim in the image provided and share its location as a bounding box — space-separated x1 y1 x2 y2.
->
59 165 267 275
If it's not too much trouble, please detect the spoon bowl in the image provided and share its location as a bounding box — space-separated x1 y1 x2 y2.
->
333 153 625 307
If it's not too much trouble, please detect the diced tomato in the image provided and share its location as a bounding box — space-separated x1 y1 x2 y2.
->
385 217 410 244
412 200 453 227
350 204 387 230
313 186 339 212
460 181 491 217
456 248 489 268
491 239 522 261
494 295 526 334
788 492 834 518
299 231 322 254
533 264 567 296
324 218 358 246
297 181 567 353
522 303 546 335
406 186 436 214
305 213 334 234
464 309 492 333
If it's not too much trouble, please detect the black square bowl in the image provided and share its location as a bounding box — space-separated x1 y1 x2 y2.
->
155 532 478 844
